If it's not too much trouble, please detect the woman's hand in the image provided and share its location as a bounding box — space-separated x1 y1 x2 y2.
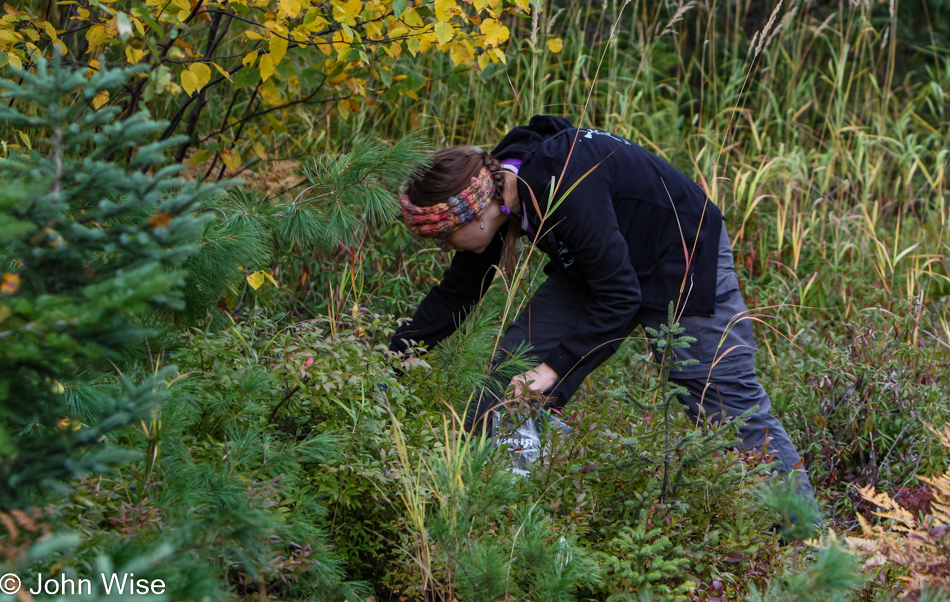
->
510 363 559 398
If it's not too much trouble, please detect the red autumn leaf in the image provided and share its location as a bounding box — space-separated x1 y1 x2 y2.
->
149 213 174 228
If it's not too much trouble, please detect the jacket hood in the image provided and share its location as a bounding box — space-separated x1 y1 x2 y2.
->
491 115 574 161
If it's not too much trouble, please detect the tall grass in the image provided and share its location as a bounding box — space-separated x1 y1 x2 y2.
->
377 0 949 357
364 0 950 523
375 0 948 316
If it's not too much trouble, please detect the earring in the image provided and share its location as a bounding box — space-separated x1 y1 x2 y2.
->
480 220 485 229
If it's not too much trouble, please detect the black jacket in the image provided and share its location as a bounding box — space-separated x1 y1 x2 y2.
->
391 115 723 379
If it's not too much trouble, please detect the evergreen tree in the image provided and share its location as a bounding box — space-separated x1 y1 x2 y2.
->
0 58 227 508
0 59 379 601
174 131 429 323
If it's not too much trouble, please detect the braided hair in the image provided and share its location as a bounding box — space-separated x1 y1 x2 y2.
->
405 146 523 273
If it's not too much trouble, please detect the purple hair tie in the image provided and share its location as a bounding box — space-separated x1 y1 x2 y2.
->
499 205 512 216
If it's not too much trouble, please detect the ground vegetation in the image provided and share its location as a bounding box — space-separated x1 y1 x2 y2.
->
2 0 949 599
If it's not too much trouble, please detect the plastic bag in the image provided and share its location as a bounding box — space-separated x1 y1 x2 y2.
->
493 413 541 477
492 411 570 477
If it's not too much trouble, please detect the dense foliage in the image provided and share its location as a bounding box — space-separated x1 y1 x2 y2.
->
0 0 540 180
2 0 950 599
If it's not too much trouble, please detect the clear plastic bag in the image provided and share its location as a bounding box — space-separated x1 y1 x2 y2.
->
492 411 570 477
492 412 540 477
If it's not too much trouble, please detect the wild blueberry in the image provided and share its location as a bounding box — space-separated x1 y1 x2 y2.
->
378 383 388 392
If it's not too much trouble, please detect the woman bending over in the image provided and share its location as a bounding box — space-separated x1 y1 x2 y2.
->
390 115 816 506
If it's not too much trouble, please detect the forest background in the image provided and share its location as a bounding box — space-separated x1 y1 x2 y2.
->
1 0 950 599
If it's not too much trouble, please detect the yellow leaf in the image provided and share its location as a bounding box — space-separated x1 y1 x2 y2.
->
449 39 474 66
278 0 302 18
0 273 20 296
245 30 264 40
125 45 146 64
243 50 258 67
246 270 266 290
364 20 382 39
42 20 58 40
259 80 284 105
188 62 211 91
338 97 359 116
259 54 275 81
434 21 453 45
181 69 198 96
434 0 461 22
331 0 361 24
477 51 490 71
479 17 509 46
388 21 409 38
514 0 530 12
472 0 487 9
546 37 563 53
92 89 109 109
24 42 40 62
386 40 403 58
269 35 288 65
76 7 89 19
221 147 241 172
401 7 423 27
332 28 352 52
85 23 108 51
212 62 233 82
263 272 278 286
491 47 507 64
304 8 329 29
418 31 438 54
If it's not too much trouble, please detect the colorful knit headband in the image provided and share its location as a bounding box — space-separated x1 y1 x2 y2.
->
400 167 495 240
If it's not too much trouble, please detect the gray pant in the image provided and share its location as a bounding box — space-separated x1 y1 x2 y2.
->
470 229 816 503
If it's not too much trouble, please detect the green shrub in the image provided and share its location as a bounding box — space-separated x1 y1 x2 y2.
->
0 58 241 598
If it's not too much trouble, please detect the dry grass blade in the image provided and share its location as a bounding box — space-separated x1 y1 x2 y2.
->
659 1 697 35
755 0 784 58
